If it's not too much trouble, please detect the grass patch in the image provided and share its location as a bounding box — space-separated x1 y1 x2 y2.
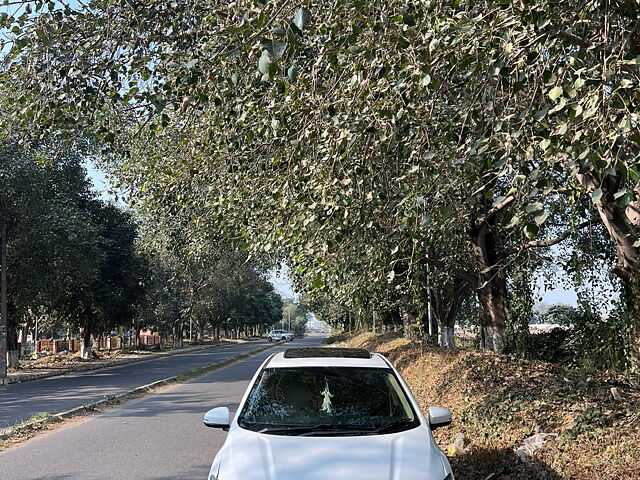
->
28 412 52 422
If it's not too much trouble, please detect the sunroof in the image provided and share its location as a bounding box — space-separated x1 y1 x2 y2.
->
283 348 371 359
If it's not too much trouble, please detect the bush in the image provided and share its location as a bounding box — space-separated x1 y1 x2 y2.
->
527 309 630 371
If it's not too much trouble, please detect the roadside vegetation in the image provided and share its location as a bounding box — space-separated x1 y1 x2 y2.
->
332 332 639 480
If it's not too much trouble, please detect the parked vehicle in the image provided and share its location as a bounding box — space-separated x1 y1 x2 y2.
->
204 347 454 480
267 330 294 342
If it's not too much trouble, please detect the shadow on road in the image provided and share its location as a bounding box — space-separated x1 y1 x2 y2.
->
450 446 563 480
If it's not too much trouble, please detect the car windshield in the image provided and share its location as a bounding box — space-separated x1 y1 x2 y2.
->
238 367 419 435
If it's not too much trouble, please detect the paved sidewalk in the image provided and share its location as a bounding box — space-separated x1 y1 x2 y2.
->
6 341 256 385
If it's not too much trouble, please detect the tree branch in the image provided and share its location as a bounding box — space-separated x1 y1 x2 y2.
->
475 195 516 227
511 217 599 255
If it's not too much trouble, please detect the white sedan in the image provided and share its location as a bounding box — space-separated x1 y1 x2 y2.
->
203 347 454 480
267 330 294 342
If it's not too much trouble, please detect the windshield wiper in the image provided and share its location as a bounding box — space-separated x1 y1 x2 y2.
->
256 425 319 435
257 424 375 436
299 424 376 437
373 419 416 434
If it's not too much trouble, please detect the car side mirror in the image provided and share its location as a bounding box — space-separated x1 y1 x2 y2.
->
204 407 230 431
428 406 452 430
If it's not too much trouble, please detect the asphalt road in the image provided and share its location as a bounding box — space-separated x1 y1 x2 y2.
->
0 339 275 429
0 334 325 480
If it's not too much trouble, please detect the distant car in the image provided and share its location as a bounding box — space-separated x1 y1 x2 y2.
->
267 330 294 342
203 347 455 480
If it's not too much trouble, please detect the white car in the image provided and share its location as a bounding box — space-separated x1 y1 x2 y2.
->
203 347 454 480
267 330 294 342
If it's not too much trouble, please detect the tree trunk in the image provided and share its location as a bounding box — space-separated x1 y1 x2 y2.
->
400 296 421 340
428 280 467 350
19 323 29 354
438 325 455 349
134 324 141 348
625 274 640 372
578 174 640 370
470 218 509 354
81 324 92 360
0 222 7 382
198 320 205 342
173 323 183 348
6 302 18 368
438 295 464 350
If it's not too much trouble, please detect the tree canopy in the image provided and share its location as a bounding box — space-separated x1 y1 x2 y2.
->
0 0 638 368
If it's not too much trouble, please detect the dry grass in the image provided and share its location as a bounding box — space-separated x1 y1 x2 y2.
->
332 332 640 480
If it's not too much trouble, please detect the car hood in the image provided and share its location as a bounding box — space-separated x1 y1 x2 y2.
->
214 426 447 480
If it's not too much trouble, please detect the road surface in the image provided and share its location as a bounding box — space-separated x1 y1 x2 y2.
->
0 334 325 480
0 340 273 429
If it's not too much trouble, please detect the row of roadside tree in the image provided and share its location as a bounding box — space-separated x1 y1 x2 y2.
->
0 142 287 381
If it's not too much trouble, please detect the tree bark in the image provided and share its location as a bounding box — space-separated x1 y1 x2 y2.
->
470 216 509 354
432 283 466 350
134 323 141 348
172 323 183 348
0 222 7 382
198 320 205 342
81 323 93 360
577 174 640 370
6 302 18 368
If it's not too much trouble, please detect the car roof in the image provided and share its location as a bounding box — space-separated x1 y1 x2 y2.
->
266 348 390 369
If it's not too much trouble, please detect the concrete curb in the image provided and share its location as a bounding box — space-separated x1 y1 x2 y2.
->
0 343 277 443
6 341 257 385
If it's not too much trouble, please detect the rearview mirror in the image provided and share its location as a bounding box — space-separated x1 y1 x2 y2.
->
428 406 452 430
204 407 230 431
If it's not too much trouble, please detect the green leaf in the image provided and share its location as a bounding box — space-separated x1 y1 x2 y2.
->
287 64 299 81
293 7 312 31
533 106 549 122
548 86 563 101
524 224 539 239
526 202 544 213
615 191 633 208
534 211 548 226
260 39 286 59
539 138 551 151
258 51 272 75
591 188 603 204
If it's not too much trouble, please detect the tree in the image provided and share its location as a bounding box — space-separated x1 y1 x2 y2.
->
282 298 309 336
0 143 101 369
